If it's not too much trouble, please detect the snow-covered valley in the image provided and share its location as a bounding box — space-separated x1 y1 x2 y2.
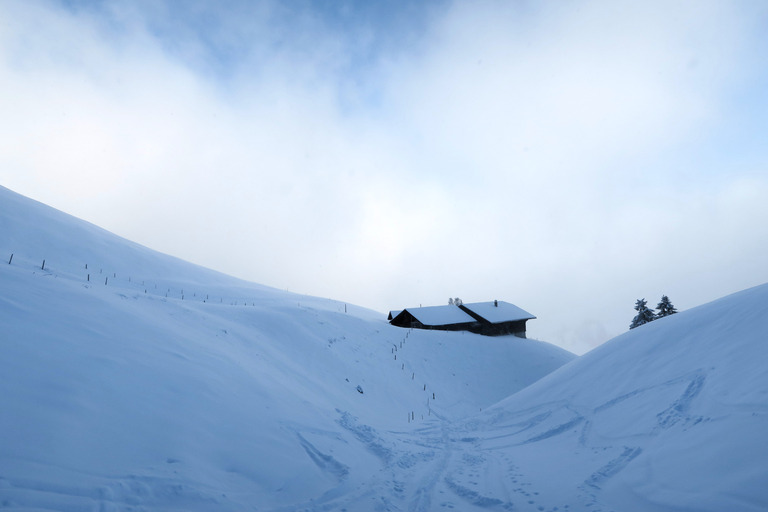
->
1 184 766 511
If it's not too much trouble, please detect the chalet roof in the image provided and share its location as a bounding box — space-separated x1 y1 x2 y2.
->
402 305 477 326
462 301 536 323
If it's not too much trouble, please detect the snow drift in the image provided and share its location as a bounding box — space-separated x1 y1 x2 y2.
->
0 184 573 510
1 183 766 511
444 282 768 511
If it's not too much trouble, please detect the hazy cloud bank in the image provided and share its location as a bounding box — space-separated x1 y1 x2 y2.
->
2 0 768 352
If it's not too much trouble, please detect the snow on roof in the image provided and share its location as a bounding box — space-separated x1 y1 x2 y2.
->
462 301 536 323
405 305 477 326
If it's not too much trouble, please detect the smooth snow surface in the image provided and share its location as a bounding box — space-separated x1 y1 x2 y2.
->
397 304 477 326
0 185 572 510
462 301 536 323
1 184 767 511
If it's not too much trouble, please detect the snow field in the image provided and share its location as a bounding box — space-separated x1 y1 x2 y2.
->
2 184 767 511
0 185 574 510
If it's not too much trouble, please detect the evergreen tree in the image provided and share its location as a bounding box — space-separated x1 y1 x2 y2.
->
629 298 656 329
656 295 677 318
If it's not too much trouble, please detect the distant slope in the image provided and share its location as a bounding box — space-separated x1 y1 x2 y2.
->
0 184 574 511
426 283 768 511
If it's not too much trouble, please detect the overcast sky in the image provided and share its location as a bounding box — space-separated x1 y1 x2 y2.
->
2 0 768 353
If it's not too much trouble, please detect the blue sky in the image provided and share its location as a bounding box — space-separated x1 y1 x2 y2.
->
2 0 768 353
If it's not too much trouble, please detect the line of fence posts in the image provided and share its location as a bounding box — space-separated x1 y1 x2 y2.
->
5 251 326 333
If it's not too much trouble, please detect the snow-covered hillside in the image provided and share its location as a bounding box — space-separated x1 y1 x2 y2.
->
2 184 766 511
0 185 574 510
440 283 768 511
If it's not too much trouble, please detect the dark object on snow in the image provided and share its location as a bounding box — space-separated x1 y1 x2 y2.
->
356 385 364 394
630 298 656 329
656 295 678 318
388 300 535 337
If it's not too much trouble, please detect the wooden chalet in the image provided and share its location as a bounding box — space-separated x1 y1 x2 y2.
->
388 300 536 338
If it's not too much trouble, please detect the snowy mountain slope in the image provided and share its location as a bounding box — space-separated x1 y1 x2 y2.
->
0 185 574 511
409 283 768 512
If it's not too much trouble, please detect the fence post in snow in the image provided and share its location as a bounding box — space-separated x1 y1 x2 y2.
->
87 274 89 282
41 259 45 270
8 254 12 264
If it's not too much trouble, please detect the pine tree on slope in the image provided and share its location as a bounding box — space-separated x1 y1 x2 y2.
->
630 298 656 329
656 295 678 318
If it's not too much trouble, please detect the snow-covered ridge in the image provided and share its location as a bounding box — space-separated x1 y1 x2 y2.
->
0 184 574 510
443 283 768 511
2 183 766 511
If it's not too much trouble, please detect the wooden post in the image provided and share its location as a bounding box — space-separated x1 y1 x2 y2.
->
41 259 45 270
7 254 12 264
105 277 108 285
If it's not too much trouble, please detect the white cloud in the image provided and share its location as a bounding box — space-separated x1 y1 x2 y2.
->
1 0 767 353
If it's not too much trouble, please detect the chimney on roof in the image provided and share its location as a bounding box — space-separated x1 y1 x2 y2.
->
494 300 498 307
